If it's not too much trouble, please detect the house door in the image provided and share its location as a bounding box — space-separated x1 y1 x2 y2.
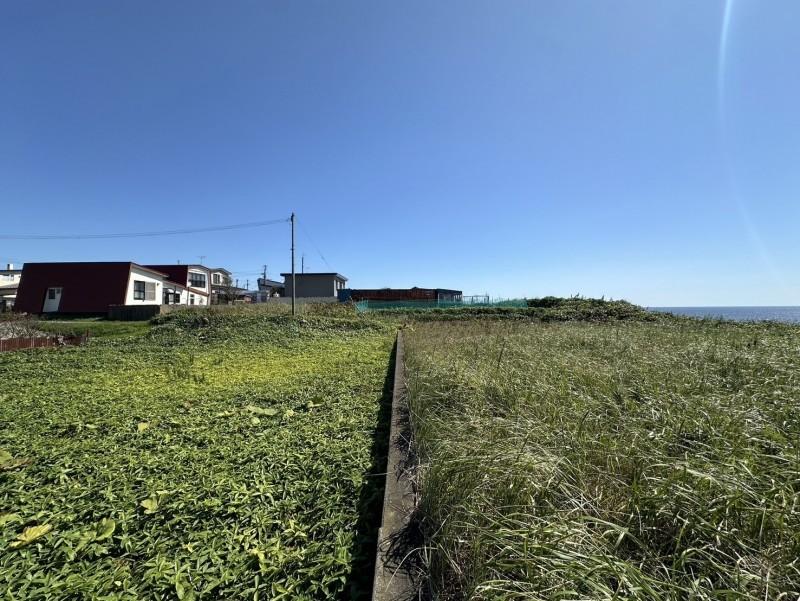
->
43 287 63 312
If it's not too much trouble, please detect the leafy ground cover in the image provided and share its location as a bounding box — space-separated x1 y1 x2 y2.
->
404 318 800 599
0 310 394 599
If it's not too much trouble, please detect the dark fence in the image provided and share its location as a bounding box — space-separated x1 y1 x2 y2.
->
107 304 191 321
108 305 162 321
0 333 90 353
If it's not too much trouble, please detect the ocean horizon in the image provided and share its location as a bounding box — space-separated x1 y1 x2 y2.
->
649 306 800 323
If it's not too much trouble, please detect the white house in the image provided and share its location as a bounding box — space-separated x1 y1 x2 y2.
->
123 265 166 307
145 264 212 306
0 263 22 311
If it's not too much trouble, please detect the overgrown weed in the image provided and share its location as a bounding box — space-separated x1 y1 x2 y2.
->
405 319 800 599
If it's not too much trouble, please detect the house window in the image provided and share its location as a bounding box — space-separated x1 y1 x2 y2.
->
213 273 220 285
134 281 156 301
189 294 195 305
189 272 206 288
48 288 57 300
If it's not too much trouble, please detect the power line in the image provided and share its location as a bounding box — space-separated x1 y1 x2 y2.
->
297 218 332 270
0 217 290 240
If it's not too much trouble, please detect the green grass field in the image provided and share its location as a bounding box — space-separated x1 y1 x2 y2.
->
404 318 800 599
35 319 152 339
5 300 799 600
0 310 394 599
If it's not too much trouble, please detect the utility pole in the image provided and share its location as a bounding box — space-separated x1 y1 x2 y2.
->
291 212 296 316
301 254 305 274
246 279 249 290
262 265 267 280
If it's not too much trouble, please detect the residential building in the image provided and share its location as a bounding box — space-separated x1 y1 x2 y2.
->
209 268 232 302
210 268 232 288
14 262 169 314
280 272 348 299
339 287 463 303
145 264 211 306
257 277 285 299
0 264 22 311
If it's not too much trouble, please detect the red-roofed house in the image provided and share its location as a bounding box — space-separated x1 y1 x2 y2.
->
14 262 171 315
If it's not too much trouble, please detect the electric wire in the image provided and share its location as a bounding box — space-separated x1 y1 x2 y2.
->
0 217 290 240
297 218 333 270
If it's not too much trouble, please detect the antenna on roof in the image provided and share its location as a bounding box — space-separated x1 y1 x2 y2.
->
198 255 206 265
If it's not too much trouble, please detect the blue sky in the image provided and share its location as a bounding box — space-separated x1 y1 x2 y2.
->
2 1 799 305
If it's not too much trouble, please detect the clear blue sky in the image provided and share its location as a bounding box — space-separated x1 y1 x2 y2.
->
2 1 798 306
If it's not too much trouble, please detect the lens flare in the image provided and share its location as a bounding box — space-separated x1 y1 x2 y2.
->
717 0 734 129
716 0 785 287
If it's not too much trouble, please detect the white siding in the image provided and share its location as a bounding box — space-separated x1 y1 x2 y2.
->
211 270 231 287
0 273 21 287
124 267 164 305
0 271 21 298
162 285 188 305
187 268 210 293
187 292 207 306
162 285 208 306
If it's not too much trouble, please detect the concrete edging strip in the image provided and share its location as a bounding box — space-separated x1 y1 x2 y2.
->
372 330 416 601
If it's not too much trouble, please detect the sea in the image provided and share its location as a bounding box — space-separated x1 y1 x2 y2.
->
649 306 800 324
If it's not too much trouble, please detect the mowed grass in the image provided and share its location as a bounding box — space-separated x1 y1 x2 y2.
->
404 319 800 599
0 311 394 600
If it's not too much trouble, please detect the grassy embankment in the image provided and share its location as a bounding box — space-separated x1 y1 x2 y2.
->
370 297 655 323
404 311 800 599
0 309 394 599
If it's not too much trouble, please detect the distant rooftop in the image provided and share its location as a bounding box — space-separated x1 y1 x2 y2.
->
257 278 284 288
280 272 348 281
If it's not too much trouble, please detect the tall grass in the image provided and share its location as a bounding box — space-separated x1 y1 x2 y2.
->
372 297 653 322
404 320 800 599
